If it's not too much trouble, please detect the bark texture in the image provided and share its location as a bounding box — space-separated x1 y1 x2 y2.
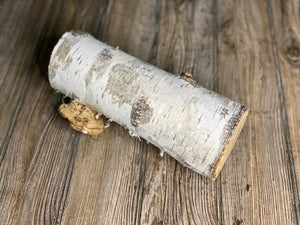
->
48 31 248 178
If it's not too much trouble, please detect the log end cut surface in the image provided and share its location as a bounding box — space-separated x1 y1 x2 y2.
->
212 107 249 179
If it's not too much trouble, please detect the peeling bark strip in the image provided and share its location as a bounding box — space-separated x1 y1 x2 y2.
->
48 31 248 179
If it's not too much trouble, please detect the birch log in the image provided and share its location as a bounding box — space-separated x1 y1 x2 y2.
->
48 31 248 179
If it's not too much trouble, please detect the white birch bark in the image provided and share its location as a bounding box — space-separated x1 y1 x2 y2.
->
48 31 248 179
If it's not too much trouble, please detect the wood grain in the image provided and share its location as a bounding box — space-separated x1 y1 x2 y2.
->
270 0 300 201
217 0 300 224
0 0 299 224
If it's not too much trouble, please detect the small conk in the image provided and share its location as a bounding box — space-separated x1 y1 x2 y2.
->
58 98 104 135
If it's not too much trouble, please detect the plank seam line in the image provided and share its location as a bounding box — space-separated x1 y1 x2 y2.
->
212 0 224 224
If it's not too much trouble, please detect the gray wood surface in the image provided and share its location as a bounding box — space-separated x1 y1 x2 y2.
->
0 0 299 224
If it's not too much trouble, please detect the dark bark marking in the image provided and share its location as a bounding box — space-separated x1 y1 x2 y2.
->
197 114 203 124
49 37 73 80
130 97 153 128
84 48 113 86
50 32 90 81
105 62 140 106
220 107 229 118
104 59 155 106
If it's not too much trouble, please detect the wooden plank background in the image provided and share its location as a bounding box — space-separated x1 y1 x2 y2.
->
0 0 299 224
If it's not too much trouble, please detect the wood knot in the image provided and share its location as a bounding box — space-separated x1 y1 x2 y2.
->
219 20 236 53
281 37 300 69
246 184 251 192
285 46 300 57
233 216 244 225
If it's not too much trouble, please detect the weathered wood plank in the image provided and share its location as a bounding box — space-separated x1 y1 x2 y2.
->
269 0 300 201
217 0 300 224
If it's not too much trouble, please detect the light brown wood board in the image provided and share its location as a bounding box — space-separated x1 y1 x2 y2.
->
0 0 299 224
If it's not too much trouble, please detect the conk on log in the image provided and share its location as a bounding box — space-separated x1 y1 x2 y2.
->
48 31 248 179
